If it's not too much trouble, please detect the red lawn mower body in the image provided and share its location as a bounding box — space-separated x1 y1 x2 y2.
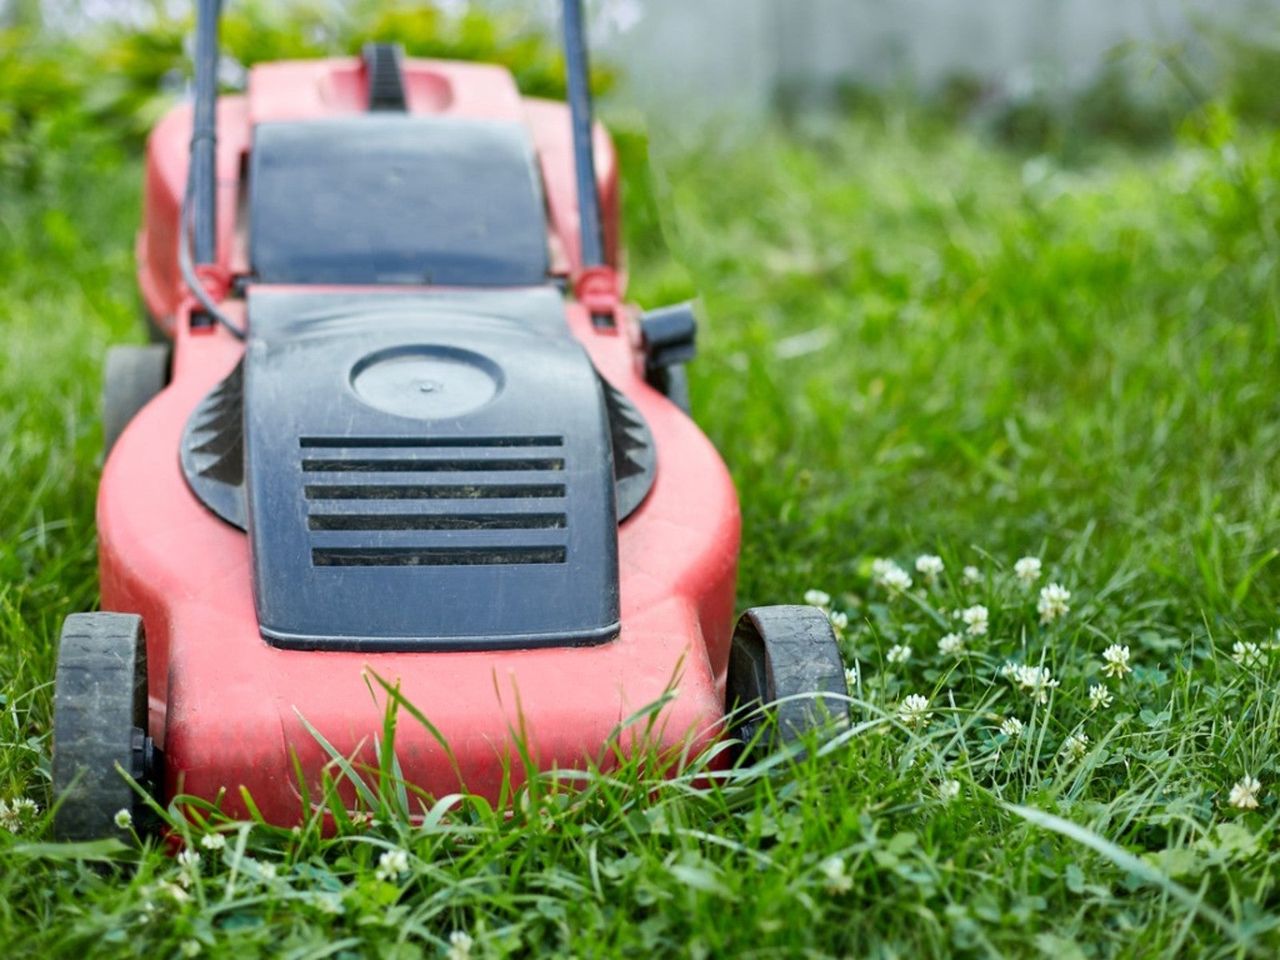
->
52 7 846 843
100 54 741 823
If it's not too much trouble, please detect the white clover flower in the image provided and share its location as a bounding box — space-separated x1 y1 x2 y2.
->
114 808 134 830
898 694 932 728
886 644 912 665
159 881 191 904
315 891 344 915
1231 641 1264 668
1101 644 1132 679
818 855 852 894
937 779 961 803
1061 731 1089 762
238 857 275 880
177 849 201 873
199 833 226 851
1014 556 1042 585
447 931 476 960
960 604 989 636
915 555 944 582
962 565 982 585
829 610 849 634
1037 583 1071 623
938 632 965 657
883 567 913 593
999 661 1020 680
999 716 1024 739
0 798 37 833
375 848 410 882
1228 774 1262 811
1012 664 1060 704
804 589 831 609
844 664 859 690
1088 683 1113 710
180 940 202 958
872 559 913 595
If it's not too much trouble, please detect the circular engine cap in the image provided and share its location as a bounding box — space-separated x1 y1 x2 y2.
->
350 346 502 421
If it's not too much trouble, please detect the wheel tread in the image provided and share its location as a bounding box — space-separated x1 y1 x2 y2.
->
52 613 148 840
726 604 848 754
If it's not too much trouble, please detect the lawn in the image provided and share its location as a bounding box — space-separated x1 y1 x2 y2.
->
3 42 1280 960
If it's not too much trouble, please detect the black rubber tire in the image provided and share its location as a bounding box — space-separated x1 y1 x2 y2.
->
142 309 172 344
52 613 150 841
650 363 691 416
103 345 169 457
725 605 848 755
663 364 691 416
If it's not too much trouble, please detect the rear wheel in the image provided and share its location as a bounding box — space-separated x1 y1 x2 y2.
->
142 309 171 344
725 605 848 756
650 363 690 415
52 613 158 840
103 345 169 456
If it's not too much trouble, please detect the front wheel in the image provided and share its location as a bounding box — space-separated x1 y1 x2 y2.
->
651 363 690 415
725 605 848 757
51 613 159 840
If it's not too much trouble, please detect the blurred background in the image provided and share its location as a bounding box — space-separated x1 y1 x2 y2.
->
6 1 1280 134
3 1 1280 552
4 0 1280 179
466 0 1276 126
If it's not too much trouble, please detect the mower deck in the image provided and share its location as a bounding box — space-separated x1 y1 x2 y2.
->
99 292 740 821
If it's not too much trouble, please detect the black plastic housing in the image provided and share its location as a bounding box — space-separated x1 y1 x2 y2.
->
242 288 621 652
249 117 551 288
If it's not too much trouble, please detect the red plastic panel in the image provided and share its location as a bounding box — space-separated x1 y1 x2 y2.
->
137 58 622 328
99 295 739 822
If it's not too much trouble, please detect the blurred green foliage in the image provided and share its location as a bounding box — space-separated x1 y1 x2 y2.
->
0 1 613 187
1219 29 1280 127
6 2 1276 189
820 26 1280 162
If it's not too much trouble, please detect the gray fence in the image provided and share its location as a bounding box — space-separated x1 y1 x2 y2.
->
15 0 1277 120
587 0 1272 119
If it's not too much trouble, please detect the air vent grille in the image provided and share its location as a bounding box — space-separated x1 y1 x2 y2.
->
302 436 569 568
188 362 244 485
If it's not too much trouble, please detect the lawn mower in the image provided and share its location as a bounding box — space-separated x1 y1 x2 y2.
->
50 0 848 840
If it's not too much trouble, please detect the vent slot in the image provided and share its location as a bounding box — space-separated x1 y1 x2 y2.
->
313 546 567 567
302 457 565 473
305 483 566 501
308 512 567 532
300 435 563 449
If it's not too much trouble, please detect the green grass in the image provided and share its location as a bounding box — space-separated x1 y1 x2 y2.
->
2 100 1280 957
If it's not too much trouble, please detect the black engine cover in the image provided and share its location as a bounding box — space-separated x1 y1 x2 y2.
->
241 288 620 652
